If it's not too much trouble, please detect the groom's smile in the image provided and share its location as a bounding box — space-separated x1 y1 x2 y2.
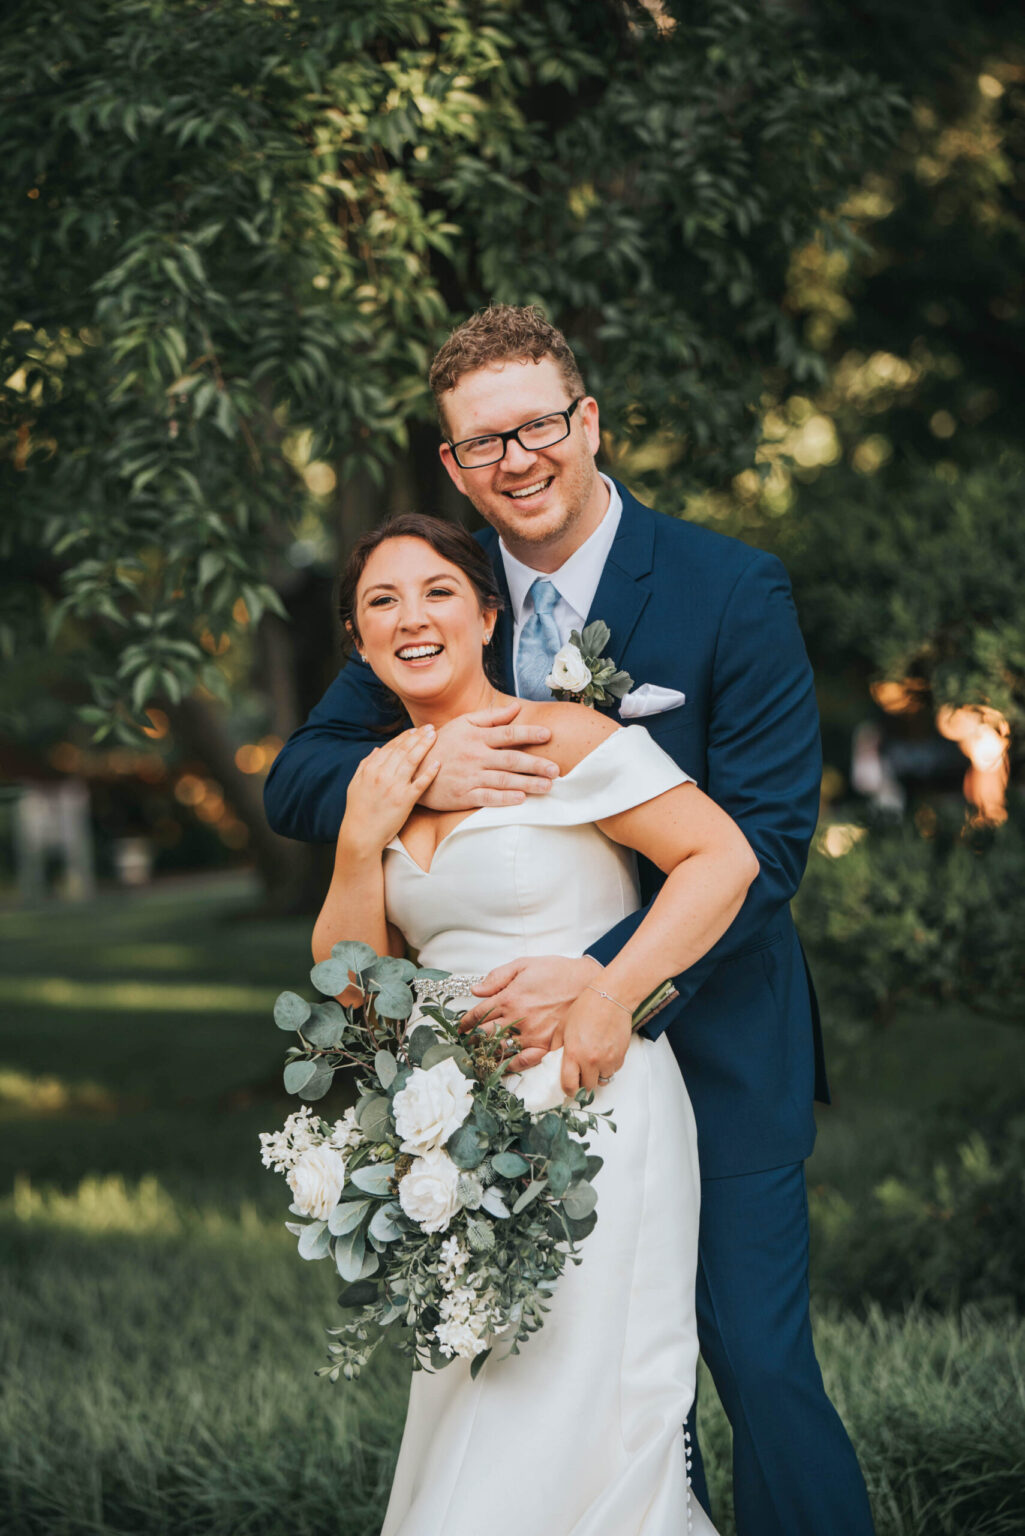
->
438 357 609 571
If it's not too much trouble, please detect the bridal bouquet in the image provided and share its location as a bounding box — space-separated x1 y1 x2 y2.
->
259 942 611 1382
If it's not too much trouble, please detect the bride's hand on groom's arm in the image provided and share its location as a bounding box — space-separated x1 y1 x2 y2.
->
458 955 599 1071
338 726 441 853
553 994 633 1096
416 701 560 812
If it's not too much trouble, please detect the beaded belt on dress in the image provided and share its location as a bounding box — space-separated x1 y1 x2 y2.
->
411 974 485 1004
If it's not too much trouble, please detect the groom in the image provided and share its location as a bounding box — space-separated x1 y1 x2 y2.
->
264 305 874 1535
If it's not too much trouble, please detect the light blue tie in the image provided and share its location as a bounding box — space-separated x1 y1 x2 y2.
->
517 579 562 700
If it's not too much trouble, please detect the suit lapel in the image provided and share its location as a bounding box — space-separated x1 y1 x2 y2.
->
585 482 655 669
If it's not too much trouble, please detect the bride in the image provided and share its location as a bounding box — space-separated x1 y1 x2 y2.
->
312 513 757 1536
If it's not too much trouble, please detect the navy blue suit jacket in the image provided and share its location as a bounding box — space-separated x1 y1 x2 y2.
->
264 483 828 1177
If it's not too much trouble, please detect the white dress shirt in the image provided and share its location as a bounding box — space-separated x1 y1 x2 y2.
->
500 474 622 696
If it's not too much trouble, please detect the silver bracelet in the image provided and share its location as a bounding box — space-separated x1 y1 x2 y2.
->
585 983 633 1017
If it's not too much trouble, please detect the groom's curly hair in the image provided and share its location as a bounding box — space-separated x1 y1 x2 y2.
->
428 305 586 432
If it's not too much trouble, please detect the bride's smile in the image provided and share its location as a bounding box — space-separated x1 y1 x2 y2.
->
352 535 499 723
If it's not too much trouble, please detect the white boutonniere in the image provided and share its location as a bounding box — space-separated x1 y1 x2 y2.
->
545 620 633 709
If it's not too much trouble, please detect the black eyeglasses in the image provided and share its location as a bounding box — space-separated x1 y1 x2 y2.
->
447 398 583 469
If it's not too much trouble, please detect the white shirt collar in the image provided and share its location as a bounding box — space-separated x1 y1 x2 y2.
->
500 474 623 626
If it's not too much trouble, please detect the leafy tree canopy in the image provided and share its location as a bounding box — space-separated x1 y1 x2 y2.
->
2 0 902 739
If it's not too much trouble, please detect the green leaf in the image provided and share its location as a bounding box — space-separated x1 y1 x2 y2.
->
329 940 378 974
512 1178 547 1214
283 1059 318 1095
480 1186 510 1219
337 1278 380 1309
297 1062 334 1102
405 1024 438 1066
370 983 414 1020
580 619 611 654
328 1199 370 1236
421 1041 473 1074
350 1162 395 1196
334 1225 367 1282
491 1151 530 1178
304 1000 347 1048
274 991 311 1032
446 1121 487 1170
375 1050 398 1090
297 1220 331 1260
470 1347 491 1380
562 1181 598 1221
369 1205 402 1243
310 958 353 996
547 1158 573 1197
365 955 417 986
354 1095 393 1143
465 1216 495 1252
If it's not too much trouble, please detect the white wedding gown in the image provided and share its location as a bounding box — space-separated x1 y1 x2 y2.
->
379 727 718 1536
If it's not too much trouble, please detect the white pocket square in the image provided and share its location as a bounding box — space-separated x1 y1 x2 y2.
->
618 684 686 720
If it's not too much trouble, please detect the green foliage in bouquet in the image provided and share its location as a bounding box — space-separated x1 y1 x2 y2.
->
261 943 612 1382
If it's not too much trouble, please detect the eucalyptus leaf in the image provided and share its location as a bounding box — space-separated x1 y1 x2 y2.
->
446 1121 487 1170
370 983 414 1020
328 1199 370 1236
329 940 378 975
273 991 310 1031
350 1162 396 1196
369 1205 402 1243
491 1150 530 1178
304 1000 347 1048
365 955 417 985
547 1158 573 1197
421 1041 473 1074
297 1062 334 1102
480 1186 511 1219
283 1058 318 1095
470 1347 492 1381
405 1023 438 1066
334 1225 367 1282
355 1094 392 1142
562 1180 598 1221
297 1220 331 1261
309 958 352 996
337 1279 379 1310
512 1178 547 1214
375 1050 398 1090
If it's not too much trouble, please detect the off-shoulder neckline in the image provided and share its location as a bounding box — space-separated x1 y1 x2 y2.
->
387 725 629 876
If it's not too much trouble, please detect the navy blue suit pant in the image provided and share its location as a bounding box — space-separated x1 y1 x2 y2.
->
685 1163 875 1536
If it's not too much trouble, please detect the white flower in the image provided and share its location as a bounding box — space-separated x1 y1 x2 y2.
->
546 642 591 694
397 1148 463 1233
504 1047 568 1113
286 1144 347 1220
328 1106 362 1153
392 1057 474 1156
259 1105 323 1172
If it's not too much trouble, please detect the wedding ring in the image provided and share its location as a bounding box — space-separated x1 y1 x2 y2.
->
597 1073 614 1085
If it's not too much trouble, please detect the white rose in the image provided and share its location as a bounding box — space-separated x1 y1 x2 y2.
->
397 1148 463 1234
286 1144 347 1221
504 1047 568 1113
392 1056 474 1156
545 643 591 694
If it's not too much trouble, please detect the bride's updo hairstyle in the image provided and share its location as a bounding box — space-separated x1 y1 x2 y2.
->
338 512 504 684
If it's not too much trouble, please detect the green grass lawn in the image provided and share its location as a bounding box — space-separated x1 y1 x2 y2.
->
2 877 1024 1535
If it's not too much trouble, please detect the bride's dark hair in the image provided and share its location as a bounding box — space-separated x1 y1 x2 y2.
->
338 512 504 684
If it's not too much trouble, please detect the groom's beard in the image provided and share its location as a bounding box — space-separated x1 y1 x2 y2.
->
465 454 601 553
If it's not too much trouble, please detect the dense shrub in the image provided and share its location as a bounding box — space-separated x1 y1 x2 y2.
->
796 798 1025 1019
811 1114 1025 1313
